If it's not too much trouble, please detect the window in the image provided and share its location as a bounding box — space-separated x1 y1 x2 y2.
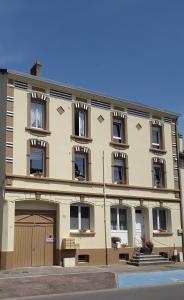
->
75 109 87 137
112 153 128 184
31 101 45 129
153 208 168 231
75 153 87 180
111 207 127 231
27 139 49 177
153 162 165 188
113 158 125 184
152 126 161 149
111 112 128 147
73 147 91 181
30 147 45 175
70 205 90 231
113 120 123 143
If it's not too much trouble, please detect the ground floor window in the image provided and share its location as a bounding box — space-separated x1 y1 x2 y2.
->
111 207 127 230
153 208 168 231
70 205 90 231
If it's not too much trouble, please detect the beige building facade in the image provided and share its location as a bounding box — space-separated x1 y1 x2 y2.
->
0 62 183 269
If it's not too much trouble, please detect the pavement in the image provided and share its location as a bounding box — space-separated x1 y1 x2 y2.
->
0 262 184 299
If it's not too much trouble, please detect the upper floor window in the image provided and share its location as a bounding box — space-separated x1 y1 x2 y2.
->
28 139 49 177
112 153 128 184
111 112 128 149
28 92 49 132
73 146 91 181
70 204 91 231
111 207 127 231
152 208 171 232
151 120 165 151
30 147 45 175
152 158 166 188
72 102 91 140
31 101 45 129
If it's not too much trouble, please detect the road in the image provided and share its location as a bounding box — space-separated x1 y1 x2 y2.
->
9 283 184 300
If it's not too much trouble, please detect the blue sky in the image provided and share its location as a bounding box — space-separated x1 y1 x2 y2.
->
0 0 184 133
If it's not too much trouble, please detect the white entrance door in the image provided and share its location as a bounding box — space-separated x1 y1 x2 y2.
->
135 209 144 247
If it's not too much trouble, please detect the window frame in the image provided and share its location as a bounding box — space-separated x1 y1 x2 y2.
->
152 208 169 232
30 147 45 175
152 159 166 188
110 112 128 149
150 120 165 153
72 147 91 181
27 139 49 177
72 102 91 141
70 204 91 232
112 152 128 185
27 93 50 134
111 207 128 231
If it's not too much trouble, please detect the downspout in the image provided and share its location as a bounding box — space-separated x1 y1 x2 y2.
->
176 119 184 253
102 151 108 265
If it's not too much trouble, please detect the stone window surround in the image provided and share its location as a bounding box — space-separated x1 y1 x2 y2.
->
71 102 92 143
111 152 129 185
27 139 49 177
152 157 167 189
150 119 166 154
26 92 50 135
110 111 129 149
72 146 92 181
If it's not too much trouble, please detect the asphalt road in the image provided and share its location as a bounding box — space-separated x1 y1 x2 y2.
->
8 283 184 300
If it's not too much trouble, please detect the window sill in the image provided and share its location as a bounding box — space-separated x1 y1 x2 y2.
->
70 231 95 237
110 141 129 149
153 185 166 189
153 231 173 237
71 135 93 143
25 127 51 136
150 148 167 155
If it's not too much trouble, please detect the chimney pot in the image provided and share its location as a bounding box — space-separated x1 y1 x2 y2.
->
30 60 42 77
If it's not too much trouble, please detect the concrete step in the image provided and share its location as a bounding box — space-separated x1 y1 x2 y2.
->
130 257 169 263
127 260 173 266
133 255 163 259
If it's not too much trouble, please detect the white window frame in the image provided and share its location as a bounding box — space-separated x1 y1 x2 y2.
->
111 207 127 231
75 153 87 180
153 208 168 232
70 205 91 232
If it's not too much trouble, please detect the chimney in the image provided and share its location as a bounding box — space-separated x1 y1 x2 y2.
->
30 60 42 77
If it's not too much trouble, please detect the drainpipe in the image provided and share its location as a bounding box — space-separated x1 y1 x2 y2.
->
176 121 184 254
102 151 108 265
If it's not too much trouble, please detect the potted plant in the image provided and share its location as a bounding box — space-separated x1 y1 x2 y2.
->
141 238 154 254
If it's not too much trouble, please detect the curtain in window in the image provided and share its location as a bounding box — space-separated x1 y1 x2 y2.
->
31 102 37 127
31 102 44 129
81 206 90 229
79 111 85 136
70 206 79 229
37 103 44 128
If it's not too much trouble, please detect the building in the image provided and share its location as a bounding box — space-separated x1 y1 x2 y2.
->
0 61 183 269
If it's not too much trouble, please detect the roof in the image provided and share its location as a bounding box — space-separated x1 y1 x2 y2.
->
0 68 180 119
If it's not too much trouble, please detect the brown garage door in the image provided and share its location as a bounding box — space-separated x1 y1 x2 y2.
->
14 210 56 268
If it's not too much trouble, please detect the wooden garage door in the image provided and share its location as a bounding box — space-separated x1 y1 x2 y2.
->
14 210 56 268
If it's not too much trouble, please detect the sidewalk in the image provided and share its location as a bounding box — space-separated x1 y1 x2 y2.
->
0 262 183 299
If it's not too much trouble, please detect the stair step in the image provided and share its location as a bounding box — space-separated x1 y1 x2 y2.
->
130 257 168 262
133 255 163 259
127 260 173 266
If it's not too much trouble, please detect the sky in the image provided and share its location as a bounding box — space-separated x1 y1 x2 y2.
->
0 0 184 133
